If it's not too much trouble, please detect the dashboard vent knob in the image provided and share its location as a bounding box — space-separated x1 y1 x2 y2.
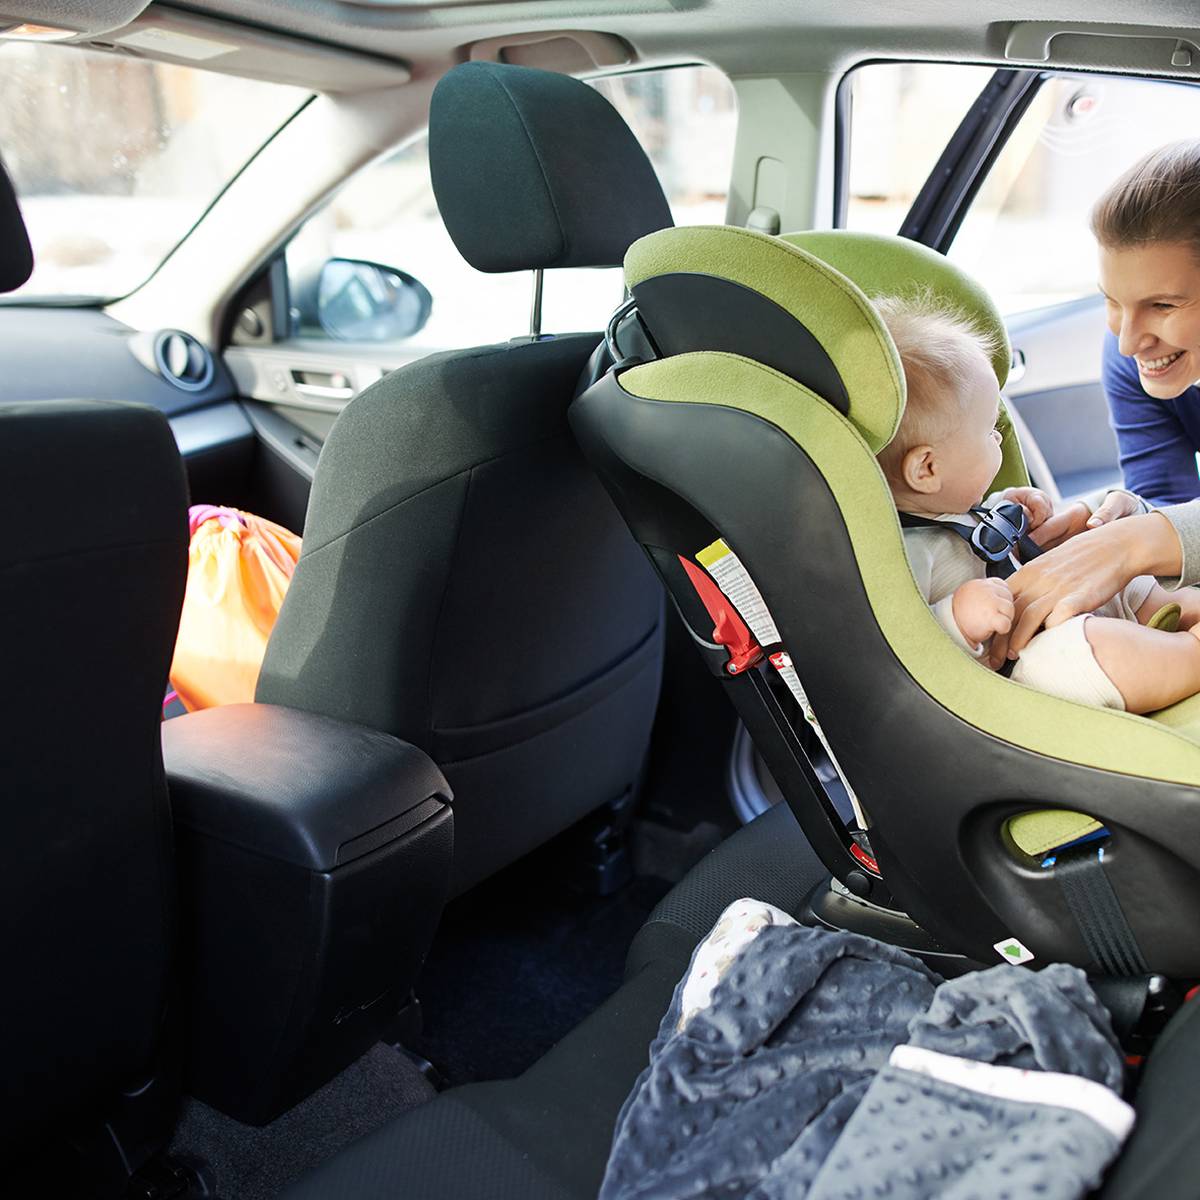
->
153 330 214 392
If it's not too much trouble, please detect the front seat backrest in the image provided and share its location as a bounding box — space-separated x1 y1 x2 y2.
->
257 63 672 894
0 156 190 1157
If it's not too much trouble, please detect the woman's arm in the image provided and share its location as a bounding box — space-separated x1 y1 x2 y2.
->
1002 510 1185 657
1157 501 1200 589
1104 331 1200 507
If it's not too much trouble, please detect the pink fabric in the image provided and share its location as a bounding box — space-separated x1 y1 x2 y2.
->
188 504 248 537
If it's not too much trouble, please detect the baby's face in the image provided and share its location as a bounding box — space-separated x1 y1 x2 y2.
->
929 351 1005 513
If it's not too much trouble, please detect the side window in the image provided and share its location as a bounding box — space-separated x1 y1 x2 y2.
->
283 65 736 352
946 76 1200 315
842 63 994 234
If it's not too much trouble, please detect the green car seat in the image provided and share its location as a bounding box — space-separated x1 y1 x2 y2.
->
570 224 1200 981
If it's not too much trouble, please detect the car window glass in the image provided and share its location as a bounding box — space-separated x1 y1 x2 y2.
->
842 62 993 235
947 75 1200 315
283 64 736 350
0 42 309 301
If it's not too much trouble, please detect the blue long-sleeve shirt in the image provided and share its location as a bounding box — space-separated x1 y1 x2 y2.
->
1103 330 1200 505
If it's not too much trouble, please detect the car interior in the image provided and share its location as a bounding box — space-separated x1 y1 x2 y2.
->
7 2 1200 1198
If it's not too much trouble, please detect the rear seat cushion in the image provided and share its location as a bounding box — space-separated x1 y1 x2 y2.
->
284 958 684 1200
627 800 830 977
1097 995 1200 1199
283 804 827 1200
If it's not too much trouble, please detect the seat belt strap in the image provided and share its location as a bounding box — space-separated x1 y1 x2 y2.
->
1053 845 1149 977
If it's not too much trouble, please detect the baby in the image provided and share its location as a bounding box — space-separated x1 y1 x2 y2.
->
875 294 1200 714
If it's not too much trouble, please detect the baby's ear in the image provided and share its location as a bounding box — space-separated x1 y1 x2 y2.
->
902 445 940 495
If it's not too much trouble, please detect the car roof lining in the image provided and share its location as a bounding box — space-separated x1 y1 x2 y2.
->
8 0 1200 90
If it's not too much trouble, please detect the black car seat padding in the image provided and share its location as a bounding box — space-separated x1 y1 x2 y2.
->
0 399 187 1147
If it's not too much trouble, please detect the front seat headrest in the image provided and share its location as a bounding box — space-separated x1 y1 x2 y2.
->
429 61 673 274
0 156 33 293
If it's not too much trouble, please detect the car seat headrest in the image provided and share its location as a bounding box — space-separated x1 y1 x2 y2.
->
781 230 1011 387
623 226 1010 456
429 62 673 274
0 156 33 293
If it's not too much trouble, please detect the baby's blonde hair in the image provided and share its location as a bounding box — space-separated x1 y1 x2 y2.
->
874 292 1001 484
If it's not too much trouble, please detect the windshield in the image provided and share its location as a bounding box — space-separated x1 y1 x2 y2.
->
0 41 310 301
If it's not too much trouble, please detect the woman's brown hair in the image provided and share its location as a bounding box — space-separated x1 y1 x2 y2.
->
1091 140 1200 256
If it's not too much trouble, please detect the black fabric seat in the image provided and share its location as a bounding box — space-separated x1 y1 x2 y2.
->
257 62 673 894
283 804 828 1200
284 802 1200 1199
0 155 190 1185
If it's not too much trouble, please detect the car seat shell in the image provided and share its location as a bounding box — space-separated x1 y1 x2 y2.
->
571 225 1200 976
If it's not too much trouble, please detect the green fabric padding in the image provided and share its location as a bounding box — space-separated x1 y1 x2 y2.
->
1007 810 1104 858
624 225 904 454
624 225 1029 495
779 230 1012 387
620 350 1200 786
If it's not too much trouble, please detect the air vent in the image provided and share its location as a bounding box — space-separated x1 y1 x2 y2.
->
153 330 214 393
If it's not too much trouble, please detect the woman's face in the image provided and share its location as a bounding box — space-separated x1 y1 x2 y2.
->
1099 240 1200 399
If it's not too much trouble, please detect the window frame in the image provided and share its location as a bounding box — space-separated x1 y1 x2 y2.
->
835 59 1200 261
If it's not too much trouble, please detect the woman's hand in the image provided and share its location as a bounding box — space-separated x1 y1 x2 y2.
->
994 511 1183 660
1084 489 1144 529
1025 491 1143 550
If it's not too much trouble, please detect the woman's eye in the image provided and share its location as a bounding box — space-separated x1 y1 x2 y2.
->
1153 302 1177 311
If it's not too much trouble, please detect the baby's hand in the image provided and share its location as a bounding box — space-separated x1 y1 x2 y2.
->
996 486 1053 531
952 577 1015 648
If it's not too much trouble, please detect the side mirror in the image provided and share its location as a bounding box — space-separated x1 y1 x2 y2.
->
315 258 433 342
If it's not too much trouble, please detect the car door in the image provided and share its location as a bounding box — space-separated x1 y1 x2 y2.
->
842 64 1200 501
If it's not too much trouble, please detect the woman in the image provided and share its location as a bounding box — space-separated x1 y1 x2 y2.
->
1004 141 1200 660
1100 157 1200 507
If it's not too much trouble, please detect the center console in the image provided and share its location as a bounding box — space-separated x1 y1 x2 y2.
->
163 703 453 1124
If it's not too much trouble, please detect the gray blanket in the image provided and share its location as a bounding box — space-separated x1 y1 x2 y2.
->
601 926 1129 1200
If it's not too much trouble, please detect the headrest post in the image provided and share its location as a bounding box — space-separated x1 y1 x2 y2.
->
529 268 544 339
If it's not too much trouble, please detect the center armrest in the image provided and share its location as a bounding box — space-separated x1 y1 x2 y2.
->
163 702 451 869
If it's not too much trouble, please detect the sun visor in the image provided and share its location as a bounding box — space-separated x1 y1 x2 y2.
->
429 62 672 274
0 0 151 40
0 156 33 293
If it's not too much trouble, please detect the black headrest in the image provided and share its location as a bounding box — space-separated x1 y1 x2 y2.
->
429 62 673 273
0 157 33 293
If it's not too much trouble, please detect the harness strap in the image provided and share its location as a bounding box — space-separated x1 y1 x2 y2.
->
898 505 1043 580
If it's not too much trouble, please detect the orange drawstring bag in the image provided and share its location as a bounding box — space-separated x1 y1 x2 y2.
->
168 505 302 711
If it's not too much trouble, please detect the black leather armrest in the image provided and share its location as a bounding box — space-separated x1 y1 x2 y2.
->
162 703 452 871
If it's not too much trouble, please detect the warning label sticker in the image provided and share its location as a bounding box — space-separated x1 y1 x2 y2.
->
692 536 868 831
696 538 780 646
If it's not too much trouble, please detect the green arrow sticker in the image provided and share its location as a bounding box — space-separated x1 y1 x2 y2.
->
993 938 1035 965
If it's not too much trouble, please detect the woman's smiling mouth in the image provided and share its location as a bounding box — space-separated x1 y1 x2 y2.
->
1138 349 1186 377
